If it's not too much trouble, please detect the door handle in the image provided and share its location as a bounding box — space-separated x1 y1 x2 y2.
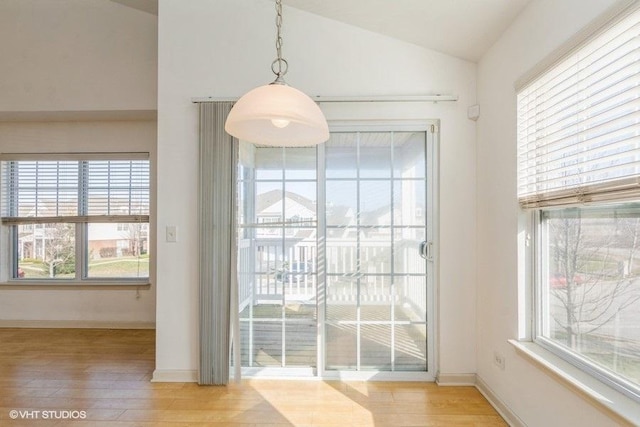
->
419 241 427 259
419 241 433 260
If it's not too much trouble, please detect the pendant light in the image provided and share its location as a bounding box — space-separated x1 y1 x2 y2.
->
225 0 329 147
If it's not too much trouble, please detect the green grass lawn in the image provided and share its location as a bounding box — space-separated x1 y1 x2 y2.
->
581 259 620 276
19 256 149 279
88 257 149 278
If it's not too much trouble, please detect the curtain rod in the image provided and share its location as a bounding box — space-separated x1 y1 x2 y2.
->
191 95 458 103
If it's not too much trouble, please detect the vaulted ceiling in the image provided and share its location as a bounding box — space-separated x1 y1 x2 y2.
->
282 0 531 62
110 0 531 62
110 0 157 15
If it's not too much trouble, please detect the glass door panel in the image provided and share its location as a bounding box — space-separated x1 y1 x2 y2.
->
393 132 426 179
360 277 392 321
324 131 428 373
394 228 426 274
361 325 392 369
238 128 432 375
325 324 357 369
238 145 317 369
394 324 427 371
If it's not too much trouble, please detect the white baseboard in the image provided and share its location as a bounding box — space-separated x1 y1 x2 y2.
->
436 372 524 426
436 372 477 386
476 375 526 427
0 320 155 329
152 369 198 383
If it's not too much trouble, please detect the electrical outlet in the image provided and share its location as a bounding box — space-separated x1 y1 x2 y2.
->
493 351 506 370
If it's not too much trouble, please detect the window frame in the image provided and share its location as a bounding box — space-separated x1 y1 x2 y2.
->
531 204 640 402
518 2 640 405
3 155 150 285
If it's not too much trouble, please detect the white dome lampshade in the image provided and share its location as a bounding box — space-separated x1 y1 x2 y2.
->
225 83 329 147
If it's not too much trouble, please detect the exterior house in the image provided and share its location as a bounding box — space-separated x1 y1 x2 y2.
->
88 222 148 259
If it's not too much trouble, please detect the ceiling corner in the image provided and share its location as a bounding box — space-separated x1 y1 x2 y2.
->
110 0 158 16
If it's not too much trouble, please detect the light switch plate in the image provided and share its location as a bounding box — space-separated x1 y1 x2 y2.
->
166 226 177 243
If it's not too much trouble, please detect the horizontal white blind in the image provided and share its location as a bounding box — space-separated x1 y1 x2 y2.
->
517 7 640 208
85 160 149 216
2 158 149 223
1 215 149 225
0 152 149 161
3 161 79 217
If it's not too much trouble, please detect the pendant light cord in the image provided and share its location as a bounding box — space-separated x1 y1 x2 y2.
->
271 0 288 84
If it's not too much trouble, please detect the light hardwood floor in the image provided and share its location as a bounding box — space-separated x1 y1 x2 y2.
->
0 328 506 426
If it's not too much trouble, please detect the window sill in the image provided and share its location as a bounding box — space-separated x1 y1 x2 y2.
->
509 339 640 426
0 281 150 289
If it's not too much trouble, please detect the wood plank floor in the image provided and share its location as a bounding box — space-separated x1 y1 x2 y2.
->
0 328 507 426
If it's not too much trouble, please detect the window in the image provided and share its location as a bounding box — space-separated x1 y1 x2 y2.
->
1 154 150 281
518 7 640 400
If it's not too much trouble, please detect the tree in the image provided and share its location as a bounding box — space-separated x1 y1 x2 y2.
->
43 223 75 278
122 223 146 256
549 212 640 352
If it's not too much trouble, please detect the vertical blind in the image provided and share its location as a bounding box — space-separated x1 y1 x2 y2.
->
517 6 640 208
197 102 239 385
1 155 150 224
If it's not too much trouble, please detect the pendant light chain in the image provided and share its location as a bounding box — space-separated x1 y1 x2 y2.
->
225 0 329 146
271 0 288 83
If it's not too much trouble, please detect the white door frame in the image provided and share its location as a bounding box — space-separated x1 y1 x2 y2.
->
238 120 439 381
316 120 438 381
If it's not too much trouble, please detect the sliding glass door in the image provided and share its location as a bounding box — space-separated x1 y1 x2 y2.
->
238 145 318 370
237 124 436 377
324 131 429 372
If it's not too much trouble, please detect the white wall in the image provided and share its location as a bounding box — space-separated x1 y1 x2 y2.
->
476 0 631 425
0 121 157 325
0 0 157 112
156 0 477 377
0 0 158 326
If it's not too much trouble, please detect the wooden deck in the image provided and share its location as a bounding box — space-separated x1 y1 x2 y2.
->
0 328 507 426
239 304 427 370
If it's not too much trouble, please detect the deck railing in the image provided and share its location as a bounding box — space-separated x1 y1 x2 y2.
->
239 238 426 312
